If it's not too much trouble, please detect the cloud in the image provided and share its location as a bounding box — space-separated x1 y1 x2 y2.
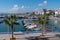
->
35 8 38 11
38 1 47 7
11 5 27 13
21 6 25 9
0 5 27 13
43 1 47 4
38 3 43 6
11 4 19 12
14 5 18 8
0 4 30 13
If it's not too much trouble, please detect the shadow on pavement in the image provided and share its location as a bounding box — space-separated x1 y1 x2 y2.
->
25 36 49 40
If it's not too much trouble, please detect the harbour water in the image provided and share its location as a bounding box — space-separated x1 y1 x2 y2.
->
0 20 25 33
0 18 60 33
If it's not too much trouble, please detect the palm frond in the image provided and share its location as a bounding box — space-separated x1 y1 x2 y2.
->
13 22 20 25
38 13 49 25
3 14 19 26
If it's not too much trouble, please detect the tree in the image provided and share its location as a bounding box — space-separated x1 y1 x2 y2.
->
3 14 19 40
38 9 49 36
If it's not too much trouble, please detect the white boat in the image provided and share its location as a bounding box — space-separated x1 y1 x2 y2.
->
14 32 23 35
24 23 37 29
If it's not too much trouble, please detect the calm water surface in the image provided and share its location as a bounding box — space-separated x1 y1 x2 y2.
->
0 18 60 33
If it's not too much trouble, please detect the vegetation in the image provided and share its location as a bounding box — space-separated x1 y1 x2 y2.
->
2 14 19 39
38 9 49 36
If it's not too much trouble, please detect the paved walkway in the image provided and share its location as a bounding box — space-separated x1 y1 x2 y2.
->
0 32 60 40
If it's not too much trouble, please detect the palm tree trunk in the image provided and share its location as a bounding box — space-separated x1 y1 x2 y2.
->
41 24 46 36
11 25 14 38
41 25 44 36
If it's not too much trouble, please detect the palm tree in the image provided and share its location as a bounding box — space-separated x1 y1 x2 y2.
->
38 9 49 36
3 14 19 40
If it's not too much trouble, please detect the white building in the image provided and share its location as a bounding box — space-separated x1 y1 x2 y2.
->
55 8 60 15
40 10 44 15
55 10 58 16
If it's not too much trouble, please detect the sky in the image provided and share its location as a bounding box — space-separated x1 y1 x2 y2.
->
0 0 60 13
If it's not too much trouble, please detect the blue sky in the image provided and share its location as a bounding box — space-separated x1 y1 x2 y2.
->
0 0 60 13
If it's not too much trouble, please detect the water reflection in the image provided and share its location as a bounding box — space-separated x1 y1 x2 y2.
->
48 20 60 32
0 18 60 33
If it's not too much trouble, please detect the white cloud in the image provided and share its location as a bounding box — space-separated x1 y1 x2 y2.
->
0 5 29 13
35 8 38 11
0 5 27 13
38 3 43 6
38 1 47 7
14 5 18 8
43 1 47 4
11 4 19 12
21 6 25 9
